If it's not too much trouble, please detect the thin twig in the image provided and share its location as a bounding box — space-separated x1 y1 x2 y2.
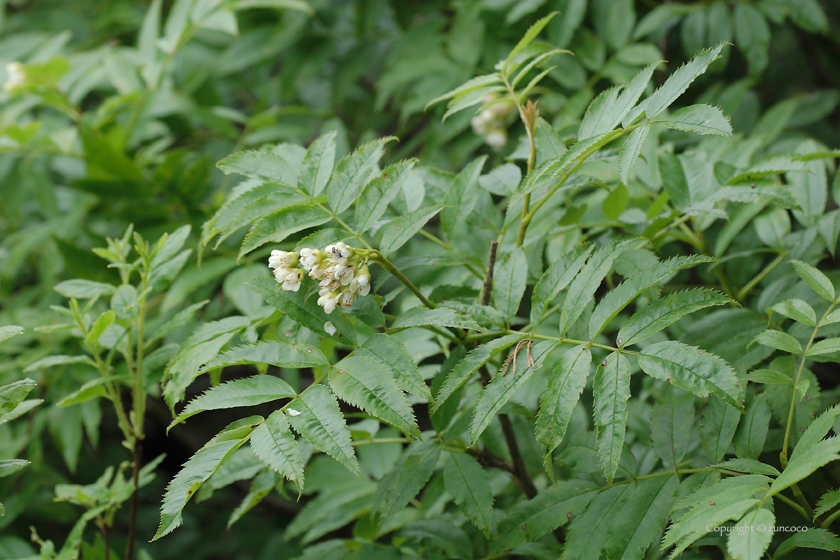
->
481 240 499 306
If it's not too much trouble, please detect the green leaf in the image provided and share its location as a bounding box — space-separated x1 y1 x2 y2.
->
391 306 484 332
815 489 840 519
355 159 417 232
0 459 30 478
745 369 793 385
579 86 624 139
642 42 726 118
774 528 840 558
618 289 730 347
379 205 443 256
85 311 115 348
491 479 598 554
638 341 744 409
441 156 487 239
589 255 715 339
298 131 336 196
442 85 506 121
651 393 695 467
54 279 117 299
0 379 37 417
425 74 503 110
492 247 527 323
734 5 769 77
151 225 191 270
401 520 472 559
247 277 354 341
432 334 522 414
373 441 440 524
657 104 732 136
535 345 591 454
700 397 741 463
606 475 679 560
714 459 779 477
768 405 840 498
327 137 395 214
217 150 297 187
601 183 629 220
286 384 360 475
618 124 650 187
357 334 431 401
23 355 95 373
56 375 129 407
563 485 629 560
733 395 771 460
162 316 251 409
727 508 774 560
503 12 558 75
664 491 764 557
443 452 494 538
250 410 304 494
170 375 296 429
770 299 816 326
470 340 557 444
530 244 593 326
204 341 329 370
808 337 840 356
751 329 802 354
0 399 42 424
239 202 330 258
593 352 631 482
725 156 809 185
791 259 835 302
152 417 261 540
560 239 637 334
329 356 420 439
0 325 24 344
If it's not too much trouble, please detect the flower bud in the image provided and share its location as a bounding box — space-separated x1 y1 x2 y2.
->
269 250 299 270
281 269 303 292
273 267 293 283
299 248 323 270
485 129 507 150
4 62 26 92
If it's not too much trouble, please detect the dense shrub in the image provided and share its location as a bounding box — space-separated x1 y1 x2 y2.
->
1 1 839 559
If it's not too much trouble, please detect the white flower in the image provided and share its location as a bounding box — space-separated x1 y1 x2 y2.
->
273 267 293 283
324 321 337 336
339 291 354 308
471 113 492 135
318 291 339 314
336 263 356 285
485 129 507 150
299 248 322 270
269 250 299 269
4 62 26 92
331 241 354 263
287 408 301 417
351 266 371 295
281 269 303 292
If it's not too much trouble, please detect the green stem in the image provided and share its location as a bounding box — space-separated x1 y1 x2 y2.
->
736 251 788 301
774 492 812 521
311 200 373 250
371 251 435 309
781 301 837 467
822 506 840 529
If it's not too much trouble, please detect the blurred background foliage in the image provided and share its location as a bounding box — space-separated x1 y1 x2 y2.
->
0 0 838 558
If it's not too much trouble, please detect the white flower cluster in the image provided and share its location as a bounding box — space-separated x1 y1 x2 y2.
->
267 241 372 316
4 62 26 92
470 94 513 150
